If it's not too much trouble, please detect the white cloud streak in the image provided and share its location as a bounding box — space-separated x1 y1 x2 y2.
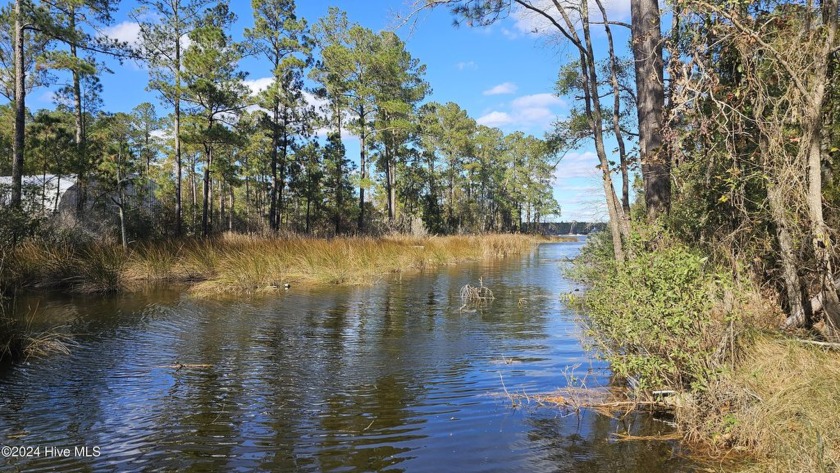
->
456 61 478 71
477 93 567 130
483 82 518 95
477 111 514 127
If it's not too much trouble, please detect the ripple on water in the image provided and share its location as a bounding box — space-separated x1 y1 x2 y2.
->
0 241 689 472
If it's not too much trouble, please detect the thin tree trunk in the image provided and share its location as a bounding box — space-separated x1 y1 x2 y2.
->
579 0 629 261
596 0 632 214
71 9 88 215
219 179 225 232
269 103 279 232
202 145 212 237
385 149 394 223
245 174 251 232
117 152 127 250
770 184 807 328
54 174 61 212
10 0 25 209
175 25 183 236
280 109 289 231
334 106 343 235
359 111 366 233
389 157 397 224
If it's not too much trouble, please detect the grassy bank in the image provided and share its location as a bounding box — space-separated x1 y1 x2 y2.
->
569 228 839 471
3 233 547 294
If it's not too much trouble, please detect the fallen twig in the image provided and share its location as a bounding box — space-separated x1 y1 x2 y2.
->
794 339 840 349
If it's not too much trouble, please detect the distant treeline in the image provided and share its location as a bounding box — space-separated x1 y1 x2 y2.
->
533 222 606 235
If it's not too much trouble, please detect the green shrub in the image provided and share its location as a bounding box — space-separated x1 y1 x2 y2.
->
575 227 736 392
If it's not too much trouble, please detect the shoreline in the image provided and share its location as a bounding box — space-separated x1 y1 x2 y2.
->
3 234 578 297
566 230 840 472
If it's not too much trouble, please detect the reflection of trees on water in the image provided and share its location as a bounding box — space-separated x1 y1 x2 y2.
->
0 242 688 472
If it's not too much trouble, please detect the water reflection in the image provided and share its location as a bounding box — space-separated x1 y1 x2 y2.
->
0 240 692 472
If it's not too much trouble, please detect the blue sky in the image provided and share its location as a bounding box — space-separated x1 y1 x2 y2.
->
29 0 637 222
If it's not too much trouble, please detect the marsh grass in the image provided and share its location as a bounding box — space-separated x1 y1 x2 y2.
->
679 336 840 472
1 233 541 294
0 311 76 362
183 234 538 293
6 241 126 293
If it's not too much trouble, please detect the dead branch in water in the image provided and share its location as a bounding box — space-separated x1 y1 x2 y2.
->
460 277 494 311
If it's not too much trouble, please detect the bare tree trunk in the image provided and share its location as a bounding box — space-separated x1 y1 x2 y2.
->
596 0 632 215
334 109 343 236
385 149 395 224
175 30 183 236
54 174 61 212
70 9 89 215
229 181 233 230
269 103 279 232
389 157 397 224
804 0 839 336
202 145 212 237
219 179 225 232
359 114 366 233
117 153 127 250
767 185 807 328
10 0 25 209
580 1 629 261
280 111 289 232
631 0 669 219
245 173 251 233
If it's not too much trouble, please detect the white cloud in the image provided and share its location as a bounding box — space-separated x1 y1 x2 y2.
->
483 82 518 96
479 92 567 131
303 91 328 111
517 107 554 122
180 34 192 52
150 129 171 141
477 111 514 127
511 0 632 36
101 21 141 46
501 28 520 40
511 93 564 108
554 151 600 180
243 77 275 96
456 61 477 71
37 90 56 104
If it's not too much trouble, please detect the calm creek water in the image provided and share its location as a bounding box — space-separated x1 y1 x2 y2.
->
0 240 693 472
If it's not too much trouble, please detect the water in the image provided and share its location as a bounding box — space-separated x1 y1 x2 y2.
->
0 240 692 472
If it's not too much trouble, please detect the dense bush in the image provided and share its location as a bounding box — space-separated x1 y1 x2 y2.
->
574 227 739 391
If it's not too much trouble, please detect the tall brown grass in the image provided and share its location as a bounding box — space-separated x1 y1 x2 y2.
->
3 233 541 294
679 336 840 472
6 241 126 293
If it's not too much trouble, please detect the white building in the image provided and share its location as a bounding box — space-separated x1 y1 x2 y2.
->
0 174 77 212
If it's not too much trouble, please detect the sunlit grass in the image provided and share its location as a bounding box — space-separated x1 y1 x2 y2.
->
702 336 840 472
3 233 543 294
179 233 540 293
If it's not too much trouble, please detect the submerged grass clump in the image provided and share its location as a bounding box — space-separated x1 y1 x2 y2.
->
0 312 76 363
460 278 495 310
